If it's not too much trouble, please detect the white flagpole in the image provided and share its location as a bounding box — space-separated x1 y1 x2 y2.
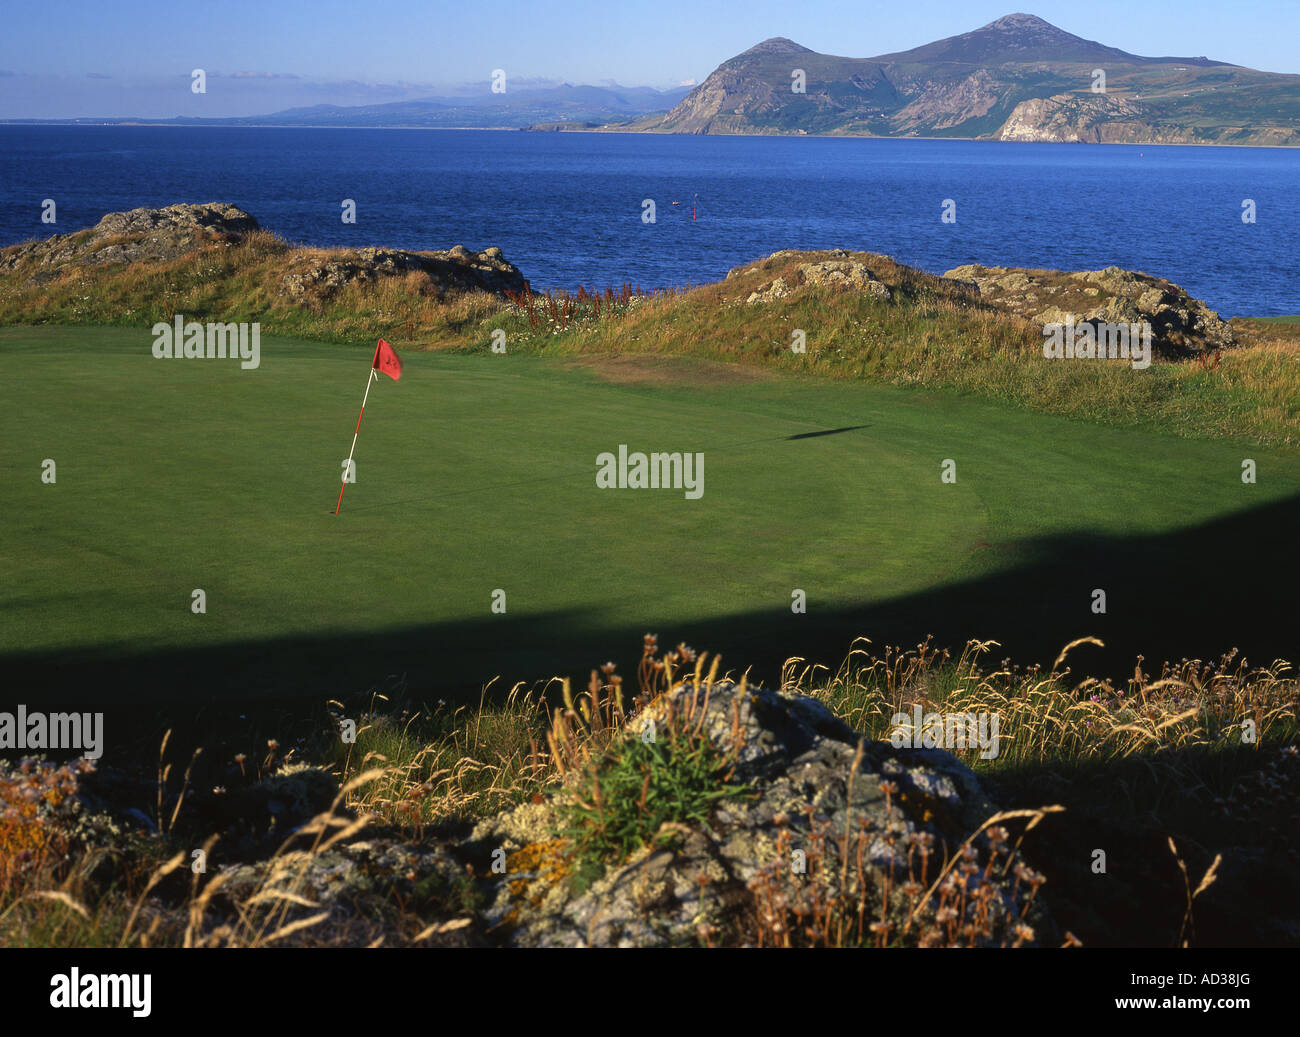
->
335 366 377 515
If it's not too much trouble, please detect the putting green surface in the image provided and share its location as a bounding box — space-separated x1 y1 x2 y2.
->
3 326 1298 704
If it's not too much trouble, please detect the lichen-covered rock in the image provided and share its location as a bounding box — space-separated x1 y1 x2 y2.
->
473 680 1051 947
0 203 260 274
944 262 1234 357
93 202 260 240
746 276 791 304
279 244 525 300
200 833 483 947
0 203 526 302
744 253 892 305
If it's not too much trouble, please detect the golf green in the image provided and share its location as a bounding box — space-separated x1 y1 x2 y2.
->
3 326 1297 706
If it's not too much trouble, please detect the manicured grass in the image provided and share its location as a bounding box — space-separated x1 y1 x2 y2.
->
3 324 1298 711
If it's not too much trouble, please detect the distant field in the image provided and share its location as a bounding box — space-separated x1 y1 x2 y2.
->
3 325 1298 713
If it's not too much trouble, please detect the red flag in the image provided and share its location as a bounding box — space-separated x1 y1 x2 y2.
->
373 338 403 381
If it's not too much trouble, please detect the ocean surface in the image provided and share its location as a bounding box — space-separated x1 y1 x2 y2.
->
1 125 1297 317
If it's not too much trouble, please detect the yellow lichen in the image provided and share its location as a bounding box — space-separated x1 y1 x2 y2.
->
505 839 573 907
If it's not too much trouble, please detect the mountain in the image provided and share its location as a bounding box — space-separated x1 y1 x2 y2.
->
632 13 1300 145
13 83 693 130
242 83 694 128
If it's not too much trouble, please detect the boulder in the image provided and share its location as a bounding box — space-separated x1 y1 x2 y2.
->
279 244 526 300
93 202 260 240
0 203 260 274
944 263 1234 358
471 679 1052 947
0 203 527 302
196 833 485 947
14 679 1056 947
744 254 892 305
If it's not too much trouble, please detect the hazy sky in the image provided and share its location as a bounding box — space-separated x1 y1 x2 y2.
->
1 0 1296 118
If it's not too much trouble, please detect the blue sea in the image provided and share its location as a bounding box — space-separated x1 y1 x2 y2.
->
1 125 1297 317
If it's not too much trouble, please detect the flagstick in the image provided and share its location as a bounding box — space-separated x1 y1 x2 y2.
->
335 367 377 515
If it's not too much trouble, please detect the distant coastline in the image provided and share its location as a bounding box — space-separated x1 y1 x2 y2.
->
3 121 1297 149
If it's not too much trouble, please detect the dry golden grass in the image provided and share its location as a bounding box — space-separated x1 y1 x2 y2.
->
782 636 1297 775
329 684 550 832
0 229 510 352
1 632 1295 947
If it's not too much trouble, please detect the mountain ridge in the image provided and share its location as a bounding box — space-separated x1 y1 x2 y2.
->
13 14 1295 142
632 12 1298 144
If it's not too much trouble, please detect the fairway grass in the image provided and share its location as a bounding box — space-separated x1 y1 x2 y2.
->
3 325 1298 710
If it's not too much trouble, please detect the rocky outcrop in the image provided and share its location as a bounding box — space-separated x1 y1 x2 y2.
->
470 680 1050 947
82 679 1047 947
736 250 893 305
996 93 1151 143
996 93 1300 147
0 204 528 301
93 202 260 241
280 244 525 300
0 203 260 276
944 263 1235 357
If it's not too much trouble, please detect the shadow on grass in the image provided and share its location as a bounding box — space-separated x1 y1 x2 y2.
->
4 493 1297 730
785 424 870 440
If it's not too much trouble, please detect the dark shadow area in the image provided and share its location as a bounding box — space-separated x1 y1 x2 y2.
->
985 748 1300 947
784 425 870 440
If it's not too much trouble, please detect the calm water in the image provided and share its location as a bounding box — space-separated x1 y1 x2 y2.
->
2 125 1297 316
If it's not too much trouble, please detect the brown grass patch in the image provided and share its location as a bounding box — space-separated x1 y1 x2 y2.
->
568 352 776 388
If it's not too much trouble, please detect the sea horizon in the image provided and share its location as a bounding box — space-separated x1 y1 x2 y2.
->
3 125 1296 316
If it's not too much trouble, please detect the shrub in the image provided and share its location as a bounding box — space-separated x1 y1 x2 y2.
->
558 689 751 872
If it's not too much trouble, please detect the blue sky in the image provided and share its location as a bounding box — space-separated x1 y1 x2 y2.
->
1 0 1296 118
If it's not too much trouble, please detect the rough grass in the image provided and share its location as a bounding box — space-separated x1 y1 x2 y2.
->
4 237 1300 445
3 634 1294 947
0 230 503 349
474 252 1300 446
323 683 548 832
